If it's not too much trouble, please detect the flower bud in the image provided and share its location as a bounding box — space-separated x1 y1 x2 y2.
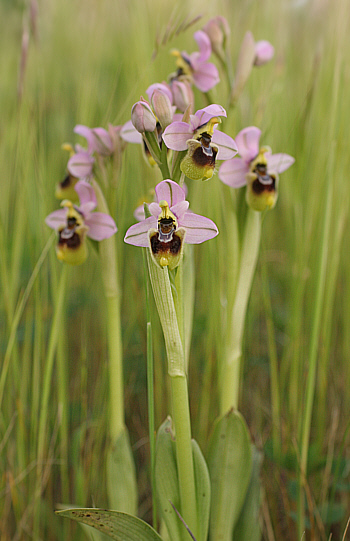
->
131 100 157 133
171 80 194 113
151 89 173 130
202 16 230 59
254 40 275 66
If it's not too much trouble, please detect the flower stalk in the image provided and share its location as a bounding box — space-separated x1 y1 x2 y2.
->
221 209 261 413
92 180 124 438
146 252 197 538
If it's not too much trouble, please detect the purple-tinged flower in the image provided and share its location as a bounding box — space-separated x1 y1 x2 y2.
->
46 180 117 264
254 40 275 66
124 180 218 269
74 124 116 156
219 126 295 211
162 104 237 181
202 16 230 60
170 30 220 93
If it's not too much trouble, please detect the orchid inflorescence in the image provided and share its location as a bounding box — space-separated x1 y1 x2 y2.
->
46 12 298 541
47 17 293 268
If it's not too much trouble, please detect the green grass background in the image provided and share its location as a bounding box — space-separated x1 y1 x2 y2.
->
1 0 349 539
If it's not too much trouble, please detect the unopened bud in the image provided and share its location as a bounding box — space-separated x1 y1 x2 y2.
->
254 40 275 66
171 80 194 113
151 89 173 130
131 100 157 133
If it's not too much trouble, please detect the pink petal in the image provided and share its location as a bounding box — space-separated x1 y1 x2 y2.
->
194 104 226 126
85 212 117 240
235 126 261 163
124 216 157 247
45 208 67 230
191 30 212 63
92 127 114 155
134 204 145 221
192 62 220 92
148 202 162 218
171 200 189 219
74 180 97 207
179 212 218 244
155 180 186 207
74 125 95 154
268 153 295 173
219 158 249 188
162 122 192 151
68 152 94 179
211 131 237 160
120 120 143 144
254 40 275 66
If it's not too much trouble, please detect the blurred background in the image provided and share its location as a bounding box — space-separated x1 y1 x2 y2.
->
1 0 349 539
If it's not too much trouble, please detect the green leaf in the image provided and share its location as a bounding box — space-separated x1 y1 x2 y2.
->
55 508 163 541
207 410 252 541
106 428 138 515
155 418 183 541
155 419 211 541
232 445 263 541
192 439 211 541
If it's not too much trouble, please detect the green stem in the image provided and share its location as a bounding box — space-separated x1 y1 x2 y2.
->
261 261 281 459
143 249 157 528
105 295 124 438
297 143 335 538
159 139 171 179
147 255 197 537
171 374 197 538
35 263 68 532
93 180 124 439
221 209 261 413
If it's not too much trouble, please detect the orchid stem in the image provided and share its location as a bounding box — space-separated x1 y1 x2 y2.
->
143 249 157 528
35 263 68 535
221 209 261 413
93 180 124 438
147 255 197 538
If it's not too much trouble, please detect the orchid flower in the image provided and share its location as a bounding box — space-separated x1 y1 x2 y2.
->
170 30 220 92
124 179 218 270
162 104 237 181
55 143 94 201
219 126 295 210
46 180 117 264
74 124 125 157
